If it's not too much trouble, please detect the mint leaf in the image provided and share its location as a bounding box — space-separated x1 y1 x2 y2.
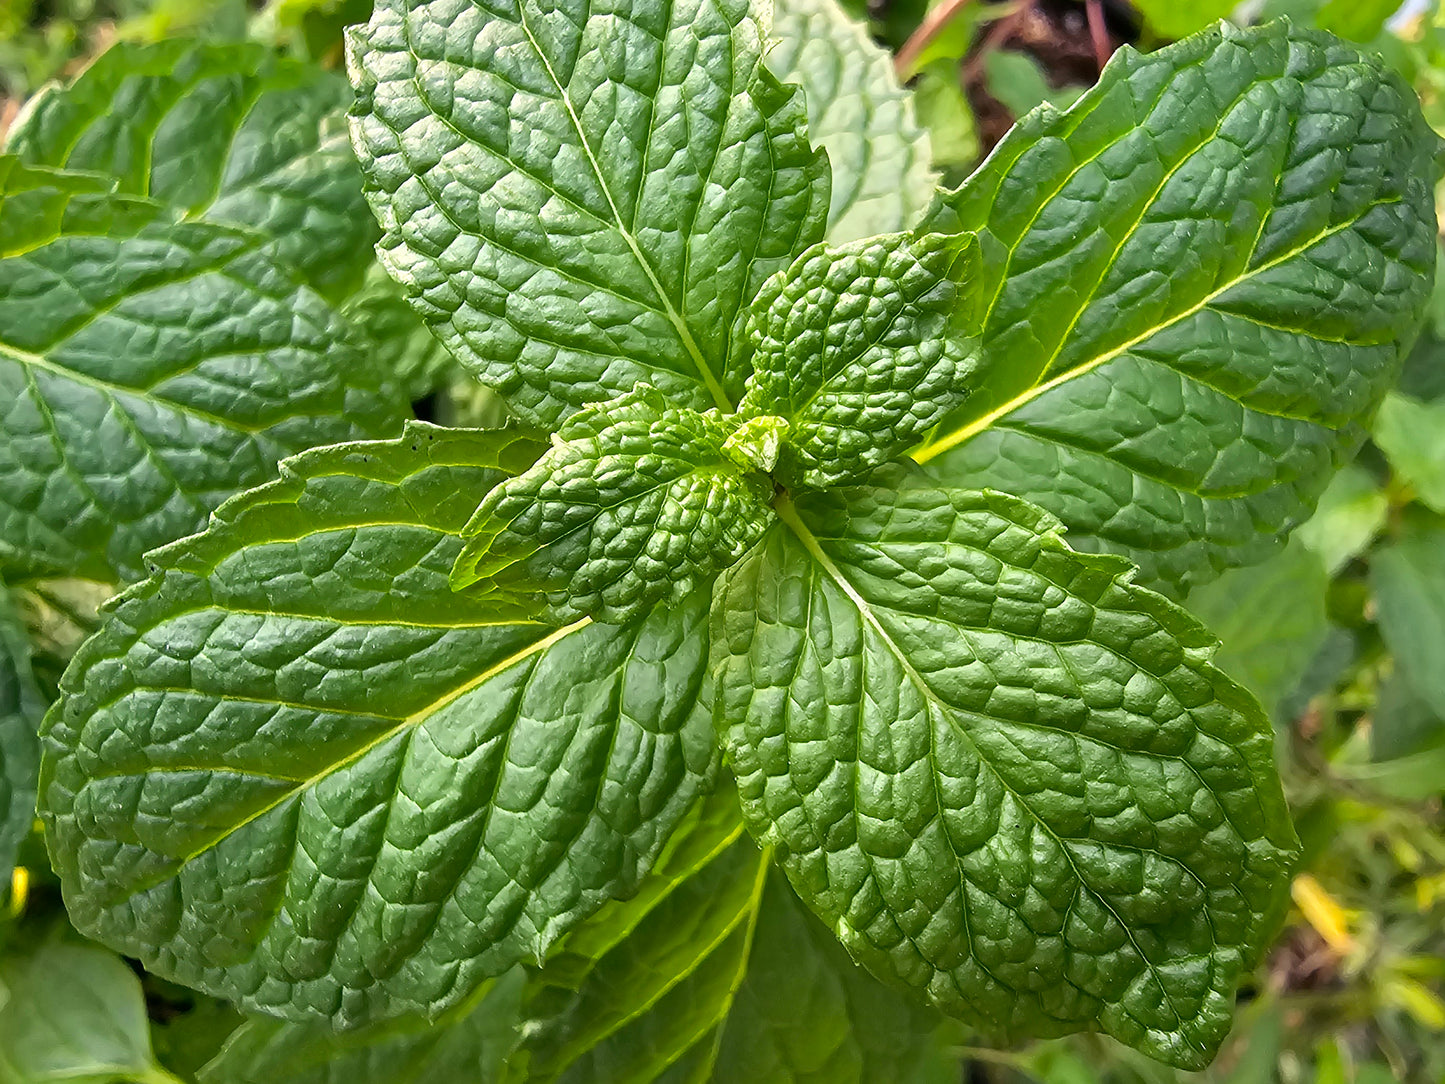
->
454 387 775 624
1187 538 1330 721
0 161 408 583
767 0 936 243
0 579 42 892
199 972 525 1084
5 40 373 298
342 265 464 401
509 789 936 1082
738 231 980 488
716 485 1299 1069
0 938 178 1084
1373 393 1445 513
40 424 718 1024
915 21 1439 593
1372 515 1445 720
347 0 831 426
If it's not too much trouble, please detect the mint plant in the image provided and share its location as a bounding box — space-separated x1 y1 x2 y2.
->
0 0 1438 1075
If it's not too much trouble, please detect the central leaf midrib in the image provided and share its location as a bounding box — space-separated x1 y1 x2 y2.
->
511 6 734 414
774 499 1198 1033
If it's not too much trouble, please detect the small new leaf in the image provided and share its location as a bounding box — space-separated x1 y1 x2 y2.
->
454 388 775 625
738 232 981 489
716 485 1299 1069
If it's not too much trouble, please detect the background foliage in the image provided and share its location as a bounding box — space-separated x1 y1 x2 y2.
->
1 0 1444 1081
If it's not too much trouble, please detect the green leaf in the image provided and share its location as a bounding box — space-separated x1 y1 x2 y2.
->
0 937 178 1084
716 484 1299 1069
1294 462 1387 575
509 789 937 1082
40 423 718 1025
4 39 374 298
347 0 832 427
341 265 464 402
200 971 526 1084
0 160 408 583
1371 676 1443 762
738 231 980 489
766 0 937 243
1186 538 1330 721
0 579 43 892
915 21 1440 594
453 388 775 624
912 61 980 173
1315 0 1401 44
1129 0 1235 42
981 52 1084 120
1372 515 1445 720
1373 393 1445 513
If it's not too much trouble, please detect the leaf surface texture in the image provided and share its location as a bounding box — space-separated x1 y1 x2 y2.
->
716 484 1299 1067
40 424 717 1025
917 22 1439 591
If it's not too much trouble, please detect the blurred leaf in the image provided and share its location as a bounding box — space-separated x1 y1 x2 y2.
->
1316 0 1402 42
1399 331 1445 401
0 938 178 1084
769 0 938 242
201 972 524 1084
1188 538 1330 719
1374 393 1445 512
1131 0 1235 41
912 59 979 171
1335 745 1445 799
1373 674 1444 761
1221 1000 1282 1084
152 1004 243 1082
1373 515 1445 717
900 0 997 75
0 579 42 895
1297 463 1390 575
981 50 1083 118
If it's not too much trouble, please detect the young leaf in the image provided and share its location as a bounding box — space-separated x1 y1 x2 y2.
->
508 789 937 1082
767 0 937 243
915 21 1440 594
4 39 373 297
454 388 775 624
40 424 718 1026
200 971 526 1084
347 0 831 426
0 938 179 1084
715 485 1299 1069
0 160 408 583
738 231 980 488
0 579 42 893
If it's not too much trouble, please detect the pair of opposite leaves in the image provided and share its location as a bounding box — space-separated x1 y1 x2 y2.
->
455 230 979 625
